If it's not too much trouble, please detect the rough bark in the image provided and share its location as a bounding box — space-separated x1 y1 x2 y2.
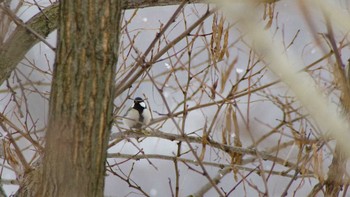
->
15 1 122 196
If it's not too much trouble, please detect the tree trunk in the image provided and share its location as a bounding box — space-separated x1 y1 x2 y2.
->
30 1 122 196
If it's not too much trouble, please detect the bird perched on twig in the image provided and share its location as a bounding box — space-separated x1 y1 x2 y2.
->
123 97 151 129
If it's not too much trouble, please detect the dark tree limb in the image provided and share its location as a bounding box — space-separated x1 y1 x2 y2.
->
0 2 59 85
0 0 202 86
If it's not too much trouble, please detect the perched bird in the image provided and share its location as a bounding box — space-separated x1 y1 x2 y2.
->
123 97 151 129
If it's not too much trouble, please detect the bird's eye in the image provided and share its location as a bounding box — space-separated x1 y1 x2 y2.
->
139 102 146 108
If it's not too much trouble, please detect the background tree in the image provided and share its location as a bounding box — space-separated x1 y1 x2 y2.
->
0 0 350 196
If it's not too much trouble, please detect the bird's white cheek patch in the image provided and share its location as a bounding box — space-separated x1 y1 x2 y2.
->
139 102 146 108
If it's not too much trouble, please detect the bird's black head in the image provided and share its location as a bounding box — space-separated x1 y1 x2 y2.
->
133 97 146 111
134 97 144 103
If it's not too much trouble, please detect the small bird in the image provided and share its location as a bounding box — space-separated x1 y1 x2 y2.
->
123 97 151 129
